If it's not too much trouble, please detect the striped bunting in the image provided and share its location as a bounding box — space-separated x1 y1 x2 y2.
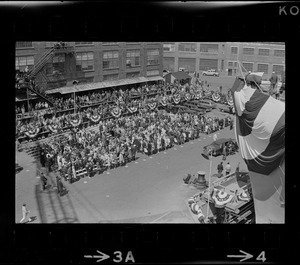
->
230 76 285 175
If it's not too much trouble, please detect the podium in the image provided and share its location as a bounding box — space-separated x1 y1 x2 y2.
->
193 171 208 190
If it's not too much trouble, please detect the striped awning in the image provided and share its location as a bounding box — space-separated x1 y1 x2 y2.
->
46 76 149 95
230 73 285 175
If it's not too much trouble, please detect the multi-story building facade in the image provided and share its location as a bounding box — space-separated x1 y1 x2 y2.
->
224 42 285 80
16 42 164 90
163 42 226 74
163 42 285 80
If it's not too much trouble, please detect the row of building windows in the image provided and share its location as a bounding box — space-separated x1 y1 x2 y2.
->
226 60 284 74
16 42 160 49
240 62 284 74
231 46 285 57
164 56 284 74
16 42 33 48
15 56 34 71
164 43 220 53
16 49 161 72
164 43 284 57
178 43 197 52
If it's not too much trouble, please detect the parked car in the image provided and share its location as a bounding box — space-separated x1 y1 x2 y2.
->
202 138 238 159
202 69 219 77
260 80 283 93
219 105 233 114
179 67 189 73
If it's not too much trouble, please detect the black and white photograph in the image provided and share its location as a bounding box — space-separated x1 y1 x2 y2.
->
15 41 285 224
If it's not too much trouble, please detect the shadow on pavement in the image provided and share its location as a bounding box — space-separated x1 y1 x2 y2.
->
34 160 80 223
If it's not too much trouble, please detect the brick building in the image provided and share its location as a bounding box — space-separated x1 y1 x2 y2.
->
16 42 164 91
163 42 285 80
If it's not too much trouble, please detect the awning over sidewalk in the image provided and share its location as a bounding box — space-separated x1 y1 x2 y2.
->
146 76 164 82
46 76 149 95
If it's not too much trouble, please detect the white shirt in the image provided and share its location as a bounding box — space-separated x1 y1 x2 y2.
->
225 164 231 172
22 205 29 216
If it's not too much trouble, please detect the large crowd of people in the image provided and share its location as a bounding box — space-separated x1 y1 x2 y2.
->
16 82 205 114
15 82 215 140
38 109 233 183
16 76 235 185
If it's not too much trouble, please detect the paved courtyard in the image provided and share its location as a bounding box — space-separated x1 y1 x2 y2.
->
15 110 247 223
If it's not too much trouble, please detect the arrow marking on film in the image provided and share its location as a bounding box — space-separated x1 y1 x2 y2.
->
84 250 110 262
227 250 253 262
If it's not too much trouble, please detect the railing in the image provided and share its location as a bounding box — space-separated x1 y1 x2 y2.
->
28 47 55 79
15 88 172 120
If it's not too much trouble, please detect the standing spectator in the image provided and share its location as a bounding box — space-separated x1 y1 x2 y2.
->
40 172 48 191
40 147 46 167
222 144 227 161
217 162 223 175
225 162 231 176
56 176 62 195
269 71 278 96
230 118 233 130
20 203 32 223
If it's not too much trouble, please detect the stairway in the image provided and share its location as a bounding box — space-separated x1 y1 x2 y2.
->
28 47 55 79
24 43 76 106
25 84 55 106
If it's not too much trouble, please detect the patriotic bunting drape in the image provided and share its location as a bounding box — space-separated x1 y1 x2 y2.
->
230 74 285 175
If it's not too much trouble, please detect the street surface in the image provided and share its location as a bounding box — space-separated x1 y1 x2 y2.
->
16 108 248 223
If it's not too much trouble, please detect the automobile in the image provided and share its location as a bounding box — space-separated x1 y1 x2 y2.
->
202 138 238 159
260 80 283 93
202 69 219 77
219 104 233 114
197 99 217 109
179 67 189 73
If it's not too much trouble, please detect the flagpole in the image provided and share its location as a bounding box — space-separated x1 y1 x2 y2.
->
206 152 213 223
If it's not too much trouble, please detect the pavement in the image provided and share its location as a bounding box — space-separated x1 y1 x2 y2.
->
15 109 247 224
